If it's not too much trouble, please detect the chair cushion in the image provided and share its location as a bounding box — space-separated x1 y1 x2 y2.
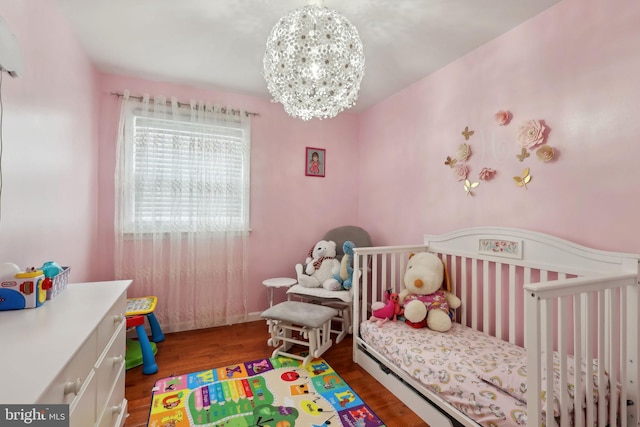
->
323 225 372 259
260 301 338 328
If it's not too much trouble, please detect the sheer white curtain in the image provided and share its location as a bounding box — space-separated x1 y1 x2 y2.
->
114 90 251 333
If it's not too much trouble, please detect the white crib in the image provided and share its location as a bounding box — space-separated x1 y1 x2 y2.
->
352 227 640 426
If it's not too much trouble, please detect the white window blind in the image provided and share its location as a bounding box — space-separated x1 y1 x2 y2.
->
123 111 250 234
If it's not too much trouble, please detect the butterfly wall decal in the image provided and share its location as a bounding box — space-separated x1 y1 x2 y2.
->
516 148 530 162
464 179 479 196
444 156 457 168
461 126 475 140
513 167 532 189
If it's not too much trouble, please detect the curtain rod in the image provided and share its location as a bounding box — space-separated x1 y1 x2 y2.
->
110 92 259 117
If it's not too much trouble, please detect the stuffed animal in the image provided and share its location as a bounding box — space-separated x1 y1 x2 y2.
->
295 240 342 290
370 289 404 326
333 240 356 290
399 252 461 332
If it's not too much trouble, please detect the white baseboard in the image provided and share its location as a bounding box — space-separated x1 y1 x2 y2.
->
247 311 263 322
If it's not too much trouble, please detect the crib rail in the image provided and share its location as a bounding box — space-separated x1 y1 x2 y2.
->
525 273 640 427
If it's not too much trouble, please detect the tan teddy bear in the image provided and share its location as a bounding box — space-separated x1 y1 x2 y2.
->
399 252 461 332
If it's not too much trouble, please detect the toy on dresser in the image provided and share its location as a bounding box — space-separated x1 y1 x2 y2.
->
0 262 52 311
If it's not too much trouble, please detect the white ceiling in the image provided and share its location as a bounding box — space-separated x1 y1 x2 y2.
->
53 0 561 111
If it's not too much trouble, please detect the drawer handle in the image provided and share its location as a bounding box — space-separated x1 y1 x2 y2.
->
111 404 124 415
112 354 125 365
63 378 82 396
113 313 125 324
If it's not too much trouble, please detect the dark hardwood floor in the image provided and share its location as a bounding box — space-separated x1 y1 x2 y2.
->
124 320 427 426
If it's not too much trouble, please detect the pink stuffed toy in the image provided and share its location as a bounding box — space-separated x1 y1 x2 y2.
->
370 289 404 326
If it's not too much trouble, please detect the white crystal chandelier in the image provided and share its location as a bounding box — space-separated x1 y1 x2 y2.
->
263 5 365 120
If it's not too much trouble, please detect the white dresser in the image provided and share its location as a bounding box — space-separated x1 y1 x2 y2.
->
0 280 131 427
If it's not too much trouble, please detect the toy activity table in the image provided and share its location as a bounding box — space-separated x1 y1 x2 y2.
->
126 296 165 375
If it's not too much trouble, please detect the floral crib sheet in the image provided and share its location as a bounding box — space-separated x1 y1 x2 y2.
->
360 320 611 427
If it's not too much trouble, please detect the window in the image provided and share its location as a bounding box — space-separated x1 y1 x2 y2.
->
121 107 251 234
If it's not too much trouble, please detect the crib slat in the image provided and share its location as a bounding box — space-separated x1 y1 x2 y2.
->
598 290 606 427
525 267 532 349
362 255 378 319
544 299 554 427
619 286 628 426
493 263 504 340
573 293 584 427
508 264 516 344
401 252 409 291
585 292 595 426
449 255 456 312
483 259 489 334
461 256 468 327
634 282 640 427
558 296 569 427
457 255 466 325
471 258 478 330
609 288 621 427
363 254 371 324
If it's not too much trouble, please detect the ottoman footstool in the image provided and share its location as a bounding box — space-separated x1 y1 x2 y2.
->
260 301 338 366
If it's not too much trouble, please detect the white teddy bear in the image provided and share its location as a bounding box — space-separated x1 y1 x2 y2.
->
399 252 461 332
295 240 342 290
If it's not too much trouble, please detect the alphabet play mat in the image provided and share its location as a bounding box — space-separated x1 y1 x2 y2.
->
147 355 385 427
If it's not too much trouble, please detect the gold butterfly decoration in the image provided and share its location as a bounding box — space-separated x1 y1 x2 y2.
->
461 126 475 140
516 148 530 162
444 156 457 168
464 179 479 196
513 167 532 189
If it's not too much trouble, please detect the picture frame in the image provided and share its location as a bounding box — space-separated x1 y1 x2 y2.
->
305 147 325 177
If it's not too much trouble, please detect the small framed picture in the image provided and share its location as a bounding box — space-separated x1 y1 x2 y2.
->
305 147 325 177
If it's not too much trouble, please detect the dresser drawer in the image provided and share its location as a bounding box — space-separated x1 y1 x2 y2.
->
97 292 127 352
96 364 126 427
114 398 128 427
69 368 97 427
95 320 126 410
38 330 98 405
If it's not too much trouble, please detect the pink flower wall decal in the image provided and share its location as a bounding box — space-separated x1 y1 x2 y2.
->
453 164 470 181
494 110 511 126
479 167 496 180
516 119 546 149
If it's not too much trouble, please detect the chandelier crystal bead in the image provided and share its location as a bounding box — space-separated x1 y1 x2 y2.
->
263 5 365 120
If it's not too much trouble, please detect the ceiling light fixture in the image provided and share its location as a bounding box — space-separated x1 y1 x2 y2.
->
263 4 365 120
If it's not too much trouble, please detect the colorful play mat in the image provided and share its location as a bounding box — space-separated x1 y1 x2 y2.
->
147 355 386 427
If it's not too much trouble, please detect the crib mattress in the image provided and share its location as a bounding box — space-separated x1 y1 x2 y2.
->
360 320 609 427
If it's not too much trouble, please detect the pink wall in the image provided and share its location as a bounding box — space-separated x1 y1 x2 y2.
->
358 0 640 254
96 74 360 314
0 1 100 282
5 0 639 323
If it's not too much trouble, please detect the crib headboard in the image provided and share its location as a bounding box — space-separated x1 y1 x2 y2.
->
425 226 638 277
